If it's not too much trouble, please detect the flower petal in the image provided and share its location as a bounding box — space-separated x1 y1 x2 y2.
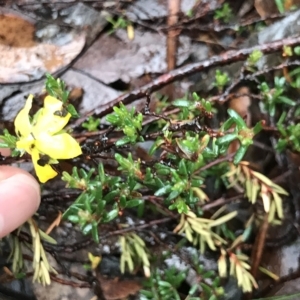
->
14 94 33 137
16 138 34 154
35 133 82 159
33 96 71 136
33 112 71 137
32 148 58 183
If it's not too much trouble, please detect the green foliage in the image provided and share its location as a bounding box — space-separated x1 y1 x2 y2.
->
294 46 300 56
120 233 150 276
174 210 237 252
62 163 145 243
213 70 230 92
62 90 264 266
115 153 145 182
106 16 130 34
9 220 58 286
82 116 101 132
62 165 119 243
45 73 69 104
141 260 224 300
149 155 209 213
27 219 57 285
274 0 286 13
218 109 264 164
6 60 292 295
45 74 79 118
288 66 300 88
247 50 263 66
258 76 295 117
283 45 293 57
106 102 143 146
140 267 186 300
0 129 19 156
173 92 212 113
219 251 257 293
223 162 287 222
259 67 300 154
277 112 300 152
214 3 233 23
268 0 298 19
246 50 263 72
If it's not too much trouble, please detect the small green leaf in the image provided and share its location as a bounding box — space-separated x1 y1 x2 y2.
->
104 189 120 202
68 215 80 223
275 0 285 13
82 116 100 131
119 195 127 208
228 109 247 129
116 136 132 146
278 96 296 106
126 199 144 208
253 120 264 135
106 113 119 125
0 143 9 148
39 230 57 244
82 223 93 235
209 211 237 227
67 104 79 118
155 185 172 196
155 166 171 176
172 98 190 107
217 133 237 145
294 46 300 55
105 209 119 222
149 138 165 155
167 190 180 201
233 146 248 164
178 160 188 176
91 222 99 243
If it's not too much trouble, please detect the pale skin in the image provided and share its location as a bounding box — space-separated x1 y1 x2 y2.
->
0 148 40 238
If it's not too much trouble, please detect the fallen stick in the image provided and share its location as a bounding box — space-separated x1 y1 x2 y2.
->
73 35 300 127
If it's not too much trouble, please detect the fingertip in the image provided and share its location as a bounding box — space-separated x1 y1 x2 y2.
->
0 171 41 238
12 173 41 209
0 148 11 157
0 165 36 181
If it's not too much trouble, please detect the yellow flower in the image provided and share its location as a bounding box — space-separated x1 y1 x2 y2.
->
15 94 82 183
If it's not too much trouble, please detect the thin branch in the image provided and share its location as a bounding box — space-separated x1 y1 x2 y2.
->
73 35 300 128
101 217 172 239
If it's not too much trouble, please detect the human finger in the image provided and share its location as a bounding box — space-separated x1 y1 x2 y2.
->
0 166 40 238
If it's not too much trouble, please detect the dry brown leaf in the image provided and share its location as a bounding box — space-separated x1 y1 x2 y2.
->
254 0 278 17
0 34 85 83
228 86 252 155
45 211 62 235
284 0 300 10
96 274 141 300
255 0 300 17
229 86 251 123
0 14 36 47
74 28 191 85
0 10 85 83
